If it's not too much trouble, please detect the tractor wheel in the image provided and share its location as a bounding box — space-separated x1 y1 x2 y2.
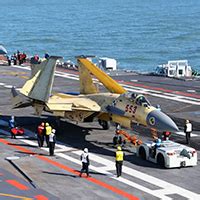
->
139 147 146 160
157 153 165 168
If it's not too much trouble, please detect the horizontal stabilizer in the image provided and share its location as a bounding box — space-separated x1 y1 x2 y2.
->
11 87 32 108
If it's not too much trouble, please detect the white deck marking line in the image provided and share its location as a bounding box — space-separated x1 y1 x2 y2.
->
54 149 73 153
120 84 200 100
127 88 200 105
130 80 138 82
16 136 199 200
175 132 198 137
3 85 13 89
95 166 116 171
187 90 196 93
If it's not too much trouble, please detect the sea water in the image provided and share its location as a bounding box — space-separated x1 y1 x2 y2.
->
0 0 200 72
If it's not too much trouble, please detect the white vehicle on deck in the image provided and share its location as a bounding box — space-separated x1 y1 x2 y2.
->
137 140 197 168
156 60 192 78
98 57 117 71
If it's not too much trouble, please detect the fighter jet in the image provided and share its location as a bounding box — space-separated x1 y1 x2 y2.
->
11 56 179 133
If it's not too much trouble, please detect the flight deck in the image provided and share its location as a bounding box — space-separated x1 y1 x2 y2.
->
0 64 199 200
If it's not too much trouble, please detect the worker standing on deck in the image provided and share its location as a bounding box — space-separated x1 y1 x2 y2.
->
184 120 192 145
37 122 45 147
49 129 56 156
44 52 49 59
79 148 90 177
162 131 171 141
45 123 52 147
151 138 162 158
8 116 16 139
113 130 123 146
115 146 124 177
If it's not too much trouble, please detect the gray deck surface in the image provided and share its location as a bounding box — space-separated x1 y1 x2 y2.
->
0 64 199 200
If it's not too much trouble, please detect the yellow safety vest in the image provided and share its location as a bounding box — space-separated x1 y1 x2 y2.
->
116 150 124 161
46 126 52 135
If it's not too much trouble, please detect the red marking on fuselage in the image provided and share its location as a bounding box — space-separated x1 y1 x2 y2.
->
6 180 29 190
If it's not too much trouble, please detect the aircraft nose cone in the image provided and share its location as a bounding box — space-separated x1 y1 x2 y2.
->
146 110 179 132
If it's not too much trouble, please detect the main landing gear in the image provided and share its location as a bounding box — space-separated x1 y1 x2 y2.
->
98 120 110 130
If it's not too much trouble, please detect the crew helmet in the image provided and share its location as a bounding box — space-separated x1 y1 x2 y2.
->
84 148 88 153
117 146 122 151
116 130 120 134
46 123 49 126
52 129 56 134
156 138 161 145
186 120 189 123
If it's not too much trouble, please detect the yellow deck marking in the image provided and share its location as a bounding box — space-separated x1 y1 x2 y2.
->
172 104 193 113
1 71 28 76
0 71 29 79
19 76 29 79
0 192 32 200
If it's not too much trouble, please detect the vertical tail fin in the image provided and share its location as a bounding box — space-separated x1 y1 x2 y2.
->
77 57 126 94
30 58 48 78
20 56 62 102
78 60 99 94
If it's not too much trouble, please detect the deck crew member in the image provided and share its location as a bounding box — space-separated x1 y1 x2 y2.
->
45 123 52 147
44 52 49 59
115 146 124 177
79 148 90 177
8 116 16 139
151 138 161 157
184 120 192 145
37 122 45 147
49 129 56 156
113 130 123 146
162 131 171 141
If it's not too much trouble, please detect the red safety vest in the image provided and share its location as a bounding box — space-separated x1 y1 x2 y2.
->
38 125 44 136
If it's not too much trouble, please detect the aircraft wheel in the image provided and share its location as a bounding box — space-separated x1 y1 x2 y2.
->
157 153 165 168
98 120 110 130
139 147 146 160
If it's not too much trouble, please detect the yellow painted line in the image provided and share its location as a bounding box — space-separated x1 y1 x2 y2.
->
1 72 28 76
0 192 32 200
19 76 29 79
172 104 192 112
0 71 29 79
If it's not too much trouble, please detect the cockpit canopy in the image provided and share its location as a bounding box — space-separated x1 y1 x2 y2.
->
123 92 151 106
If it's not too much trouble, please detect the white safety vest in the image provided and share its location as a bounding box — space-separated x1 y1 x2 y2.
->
186 123 192 132
81 153 89 163
49 133 55 142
